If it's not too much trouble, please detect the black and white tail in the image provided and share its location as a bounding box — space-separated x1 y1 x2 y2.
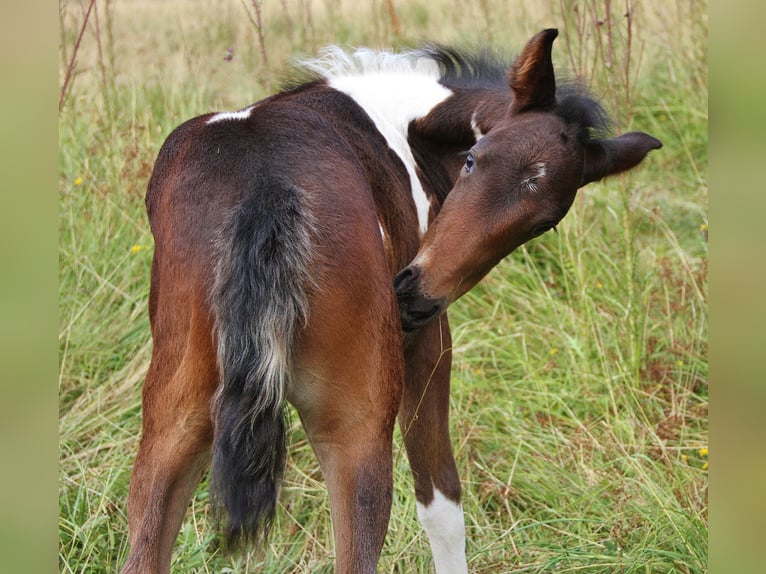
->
211 176 314 547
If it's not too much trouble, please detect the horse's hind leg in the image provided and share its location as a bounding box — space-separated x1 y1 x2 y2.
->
400 315 468 574
122 285 218 574
290 278 403 574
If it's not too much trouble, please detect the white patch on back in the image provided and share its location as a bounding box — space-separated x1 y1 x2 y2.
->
207 105 256 124
305 48 452 235
416 487 468 574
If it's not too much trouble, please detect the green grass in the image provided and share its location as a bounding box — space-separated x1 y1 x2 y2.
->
59 0 707 572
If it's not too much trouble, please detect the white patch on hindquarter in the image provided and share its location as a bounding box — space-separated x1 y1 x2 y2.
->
207 105 256 124
305 48 453 235
416 487 468 574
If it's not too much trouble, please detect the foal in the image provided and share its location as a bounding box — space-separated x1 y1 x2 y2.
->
122 29 660 573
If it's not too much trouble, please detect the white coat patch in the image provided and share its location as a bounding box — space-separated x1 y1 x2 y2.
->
304 48 453 235
470 111 484 142
207 105 255 124
523 162 547 192
416 487 468 574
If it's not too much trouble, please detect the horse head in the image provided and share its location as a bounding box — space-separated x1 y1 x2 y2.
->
395 29 662 331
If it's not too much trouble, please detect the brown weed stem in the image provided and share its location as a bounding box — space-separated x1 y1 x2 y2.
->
252 0 271 92
59 0 97 112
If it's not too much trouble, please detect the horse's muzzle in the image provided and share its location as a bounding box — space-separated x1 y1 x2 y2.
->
393 265 444 331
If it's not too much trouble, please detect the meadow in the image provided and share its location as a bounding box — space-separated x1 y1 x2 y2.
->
58 0 708 571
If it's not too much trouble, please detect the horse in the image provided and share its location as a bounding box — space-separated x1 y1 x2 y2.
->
121 28 661 574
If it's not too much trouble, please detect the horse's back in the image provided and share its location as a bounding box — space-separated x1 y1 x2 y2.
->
147 83 421 288
143 87 416 372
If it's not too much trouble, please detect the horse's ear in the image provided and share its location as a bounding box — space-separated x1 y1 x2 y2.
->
508 28 558 115
581 131 663 186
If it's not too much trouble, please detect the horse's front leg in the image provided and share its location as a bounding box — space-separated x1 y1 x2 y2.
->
400 314 468 574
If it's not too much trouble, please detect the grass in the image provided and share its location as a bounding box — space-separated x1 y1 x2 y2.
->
59 0 707 572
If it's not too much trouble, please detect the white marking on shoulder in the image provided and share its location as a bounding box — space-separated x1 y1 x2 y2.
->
207 105 256 124
378 220 387 241
377 218 394 265
304 48 452 235
416 487 468 574
470 111 484 142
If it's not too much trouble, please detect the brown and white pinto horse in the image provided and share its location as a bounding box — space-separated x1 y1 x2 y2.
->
122 29 661 574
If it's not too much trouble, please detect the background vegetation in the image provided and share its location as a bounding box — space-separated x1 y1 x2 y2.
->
58 0 707 571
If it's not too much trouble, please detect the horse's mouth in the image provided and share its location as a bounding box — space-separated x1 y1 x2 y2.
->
393 265 444 331
398 300 443 332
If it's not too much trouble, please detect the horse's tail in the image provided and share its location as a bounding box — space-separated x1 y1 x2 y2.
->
211 177 314 547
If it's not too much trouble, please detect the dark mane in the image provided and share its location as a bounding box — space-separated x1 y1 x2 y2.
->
423 44 613 141
286 44 613 146
420 44 509 90
555 82 613 142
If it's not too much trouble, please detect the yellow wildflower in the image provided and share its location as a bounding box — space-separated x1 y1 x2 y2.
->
130 245 146 255
698 447 708 458
549 347 558 356
702 462 708 471
74 177 83 186
700 222 708 232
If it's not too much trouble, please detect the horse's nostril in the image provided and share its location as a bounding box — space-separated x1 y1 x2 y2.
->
393 265 419 292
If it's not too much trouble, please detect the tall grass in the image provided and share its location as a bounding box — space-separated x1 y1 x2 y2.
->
59 0 707 572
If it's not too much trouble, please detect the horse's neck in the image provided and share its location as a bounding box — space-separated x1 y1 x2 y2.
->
409 88 511 209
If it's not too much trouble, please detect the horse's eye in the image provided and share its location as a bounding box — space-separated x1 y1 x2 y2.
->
464 153 475 173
